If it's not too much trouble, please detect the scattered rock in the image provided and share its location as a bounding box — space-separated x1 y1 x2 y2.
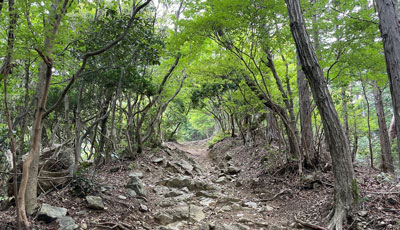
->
243 201 258 209
86 196 105 210
196 190 220 199
358 210 368 217
227 166 241 175
200 198 216 206
126 176 147 197
153 158 164 164
160 176 192 189
118 195 127 200
125 188 137 197
155 205 206 225
265 205 274 211
139 204 149 212
129 171 144 178
57 216 78 230
214 176 227 184
38 203 67 223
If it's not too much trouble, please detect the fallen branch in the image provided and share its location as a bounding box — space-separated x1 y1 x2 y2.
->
294 216 327 230
259 189 290 202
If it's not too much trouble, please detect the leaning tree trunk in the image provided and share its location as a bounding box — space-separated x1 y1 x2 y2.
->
284 0 357 229
375 0 400 170
373 82 395 173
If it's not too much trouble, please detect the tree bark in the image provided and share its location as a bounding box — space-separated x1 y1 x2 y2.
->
297 56 315 166
341 86 350 145
373 82 395 173
1 0 20 227
361 80 374 169
285 0 357 228
375 0 400 170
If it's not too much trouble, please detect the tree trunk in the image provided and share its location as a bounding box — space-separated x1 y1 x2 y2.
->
297 56 315 166
18 60 31 157
373 82 395 173
341 86 350 145
375 0 400 170
285 0 357 228
361 80 374 169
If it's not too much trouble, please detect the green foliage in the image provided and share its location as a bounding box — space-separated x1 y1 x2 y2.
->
207 131 230 148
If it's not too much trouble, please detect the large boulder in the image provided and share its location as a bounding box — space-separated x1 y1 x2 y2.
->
38 203 67 223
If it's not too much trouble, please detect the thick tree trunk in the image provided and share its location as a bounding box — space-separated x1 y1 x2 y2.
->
373 82 395 173
297 56 315 166
375 0 400 170
285 0 357 228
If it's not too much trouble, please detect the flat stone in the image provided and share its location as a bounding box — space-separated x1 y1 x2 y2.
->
86 196 105 210
38 203 67 223
57 216 78 230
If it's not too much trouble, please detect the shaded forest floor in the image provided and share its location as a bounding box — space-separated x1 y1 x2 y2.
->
1 137 400 230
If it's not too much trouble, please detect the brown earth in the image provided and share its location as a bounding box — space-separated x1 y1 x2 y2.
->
0 137 399 230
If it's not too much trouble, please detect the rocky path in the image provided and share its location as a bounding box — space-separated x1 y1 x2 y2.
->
144 141 289 230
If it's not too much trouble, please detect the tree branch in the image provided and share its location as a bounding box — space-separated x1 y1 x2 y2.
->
43 0 152 119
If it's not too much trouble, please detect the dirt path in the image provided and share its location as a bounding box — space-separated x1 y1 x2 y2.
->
159 140 291 230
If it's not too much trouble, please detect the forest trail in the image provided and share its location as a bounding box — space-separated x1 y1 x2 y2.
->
165 140 210 159
155 140 291 230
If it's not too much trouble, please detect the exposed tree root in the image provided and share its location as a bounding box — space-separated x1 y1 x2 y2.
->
294 216 327 230
326 205 352 230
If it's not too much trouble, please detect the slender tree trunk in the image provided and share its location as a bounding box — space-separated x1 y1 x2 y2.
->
375 0 400 170
297 56 315 166
73 84 84 174
285 0 357 228
1 0 20 227
361 80 374 168
373 82 395 173
341 86 350 145
18 60 31 156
